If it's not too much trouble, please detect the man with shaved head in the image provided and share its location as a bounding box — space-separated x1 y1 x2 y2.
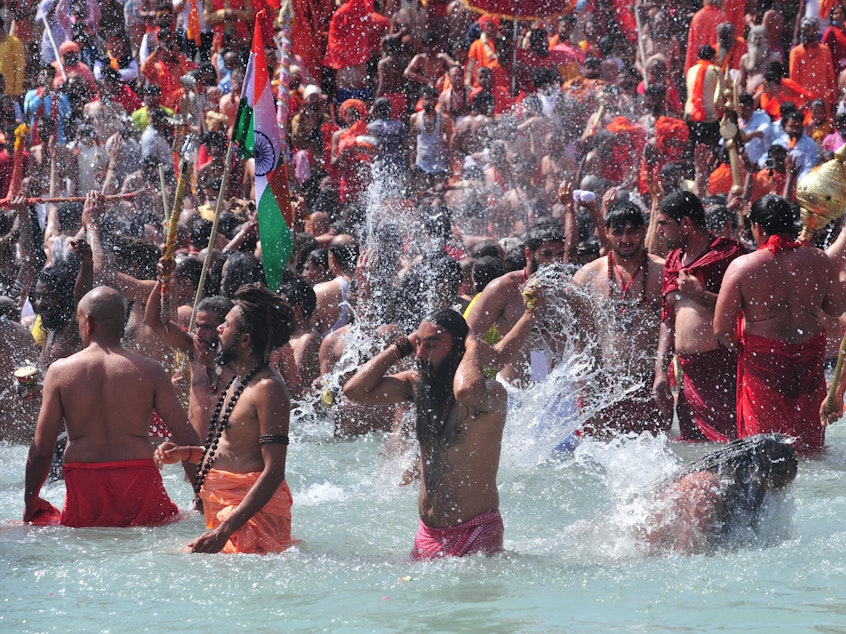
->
23 286 200 527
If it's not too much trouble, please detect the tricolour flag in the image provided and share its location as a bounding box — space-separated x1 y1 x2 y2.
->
232 11 293 293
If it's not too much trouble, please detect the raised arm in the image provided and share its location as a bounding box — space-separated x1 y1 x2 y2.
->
343 336 416 406
453 332 507 414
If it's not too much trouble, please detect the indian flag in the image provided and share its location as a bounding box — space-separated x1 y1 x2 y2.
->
232 11 293 293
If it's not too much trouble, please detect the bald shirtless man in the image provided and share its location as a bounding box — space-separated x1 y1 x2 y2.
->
345 309 530 559
23 286 200 526
714 195 845 453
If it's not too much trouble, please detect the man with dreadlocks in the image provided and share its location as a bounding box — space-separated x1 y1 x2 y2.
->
344 307 536 559
155 284 299 554
643 434 798 554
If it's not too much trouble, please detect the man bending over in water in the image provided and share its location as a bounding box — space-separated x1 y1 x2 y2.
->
644 434 798 554
24 287 200 526
344 306 537 560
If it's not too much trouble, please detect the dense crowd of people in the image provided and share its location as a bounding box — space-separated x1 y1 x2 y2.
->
1 0 843 556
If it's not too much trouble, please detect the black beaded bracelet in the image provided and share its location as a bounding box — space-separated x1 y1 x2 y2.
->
259 434 290 445
393 335 413 358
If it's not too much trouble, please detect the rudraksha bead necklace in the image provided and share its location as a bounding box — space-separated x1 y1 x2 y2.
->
193 363 265 494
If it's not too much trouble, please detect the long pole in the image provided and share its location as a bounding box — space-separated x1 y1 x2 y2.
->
188 140 235 333
822 333 846 425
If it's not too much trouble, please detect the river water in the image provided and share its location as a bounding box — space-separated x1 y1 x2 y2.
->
3 403 846 633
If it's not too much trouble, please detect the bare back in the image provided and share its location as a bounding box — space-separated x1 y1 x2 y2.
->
49 343 184 463
722 247 842 343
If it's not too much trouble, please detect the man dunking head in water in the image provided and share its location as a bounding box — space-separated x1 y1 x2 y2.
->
155 284 299 554
24 286 200 527
344 307 538 559
643 434 798 554
572 201 670 436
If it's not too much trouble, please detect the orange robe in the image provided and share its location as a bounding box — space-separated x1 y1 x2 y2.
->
789 42 837 110
200 469 298 554
467 35 509 89
685 4 728 72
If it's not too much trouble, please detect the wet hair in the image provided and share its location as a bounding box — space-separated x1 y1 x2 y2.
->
190 216 213 247
677 434 797 537
279 276 317 319
604 201 645 230
56 202 83 234
422 30 440 47
36 263 77 328
738 93 754 107
469 238 502 260
471 91 495 115
749 194 795 236
234 283 295 361
524 220 566 251
420 84 439 100
329 237 359 272
221 251 265 297
472 256 504 293
113 236 161 280
175 256 203 288
306 248 329 270
423 308 468 362
371 96 392 120
197 295 233 323
658 189 707 229
699 45 715 61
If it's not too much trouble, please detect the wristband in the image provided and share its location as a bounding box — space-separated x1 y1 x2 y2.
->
393 335 413 359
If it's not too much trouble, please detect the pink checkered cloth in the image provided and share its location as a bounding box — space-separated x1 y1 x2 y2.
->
411 510 504 560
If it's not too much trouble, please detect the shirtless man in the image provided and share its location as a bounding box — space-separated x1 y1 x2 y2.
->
465 221 567 384
278 278 321 393
572 202 670 436
155 284 298 554
714 194 845 453
344 308 530 559
144 268 235 438
653 190 746 442
404 31 453 91
0 299 40 442
23 286 199 526
452 91 495 158
312 234 357 337
643 434 797 555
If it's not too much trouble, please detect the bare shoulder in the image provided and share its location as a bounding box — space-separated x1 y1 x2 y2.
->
572 257 604 285
647 254 665 270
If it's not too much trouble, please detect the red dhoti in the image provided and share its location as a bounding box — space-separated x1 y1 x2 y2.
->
411 509 504 560
677 347 737 442
61 459 180 528
737 331 826 453
200 469 298 554
582 382 672 437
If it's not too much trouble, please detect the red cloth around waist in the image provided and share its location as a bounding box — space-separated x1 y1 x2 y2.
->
411 509 504 560
677 346 737 442
61 458 180 528
737 330 826 453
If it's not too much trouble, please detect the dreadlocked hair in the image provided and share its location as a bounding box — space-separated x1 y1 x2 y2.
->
234 283 296 362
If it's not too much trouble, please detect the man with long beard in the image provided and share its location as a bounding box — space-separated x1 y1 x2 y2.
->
155 284 299 554
572 202 669 436
465 221 567 383
344 307 536 559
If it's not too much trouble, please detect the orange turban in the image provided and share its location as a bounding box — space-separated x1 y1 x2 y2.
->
339 99 368 121
654 116 690 159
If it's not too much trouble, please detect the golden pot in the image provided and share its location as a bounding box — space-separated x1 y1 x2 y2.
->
797 144 846 239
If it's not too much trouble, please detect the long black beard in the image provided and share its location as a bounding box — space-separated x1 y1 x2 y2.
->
214 343 237 369
415 358 456 441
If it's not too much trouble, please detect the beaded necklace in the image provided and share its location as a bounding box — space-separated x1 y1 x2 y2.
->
607 250 648 332
193 363 265 495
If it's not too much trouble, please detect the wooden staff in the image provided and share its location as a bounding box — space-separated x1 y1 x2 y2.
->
822 337 846 426
188 139 236 333
160 136 198 305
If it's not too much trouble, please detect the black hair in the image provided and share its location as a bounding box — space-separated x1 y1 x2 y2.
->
221 251 265 297
469 238 502 260
279 276 317 319
749 194 795 236
234 283 295 361
424 308 468 361
329 238 359 272
524 219 565 251
605 201 645 230
472 256 504 293
197 295 233 323
658 189 708 229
